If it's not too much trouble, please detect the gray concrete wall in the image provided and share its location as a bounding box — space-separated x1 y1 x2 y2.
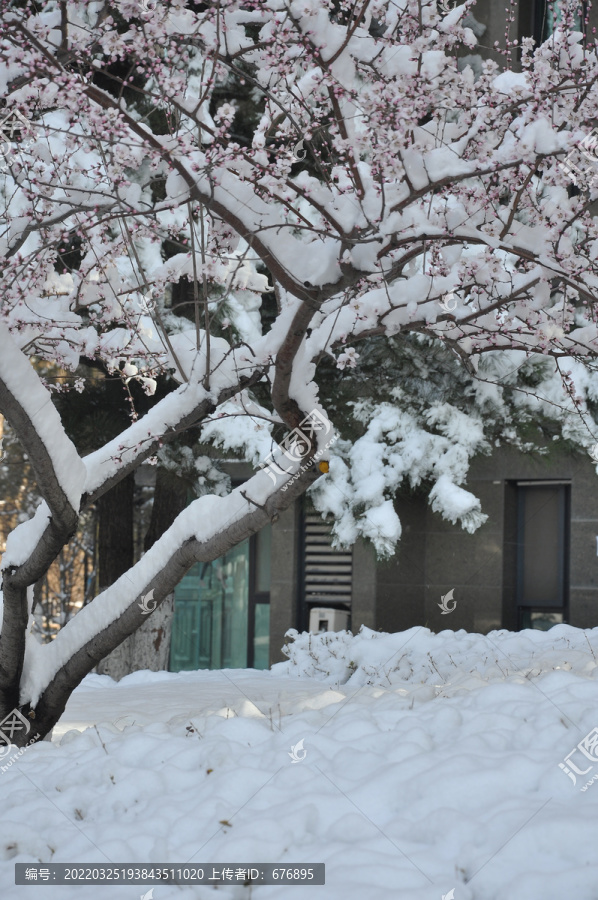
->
423 477 504 635
351 538 377 631
374 478 504 636
469 444 598 627
374 489 428 633
220 461 301 662
568 460 598 627
466 0 510 67
372 444 598 635
269 500 301 663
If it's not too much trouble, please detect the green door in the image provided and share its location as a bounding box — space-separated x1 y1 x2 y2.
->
170 540 250 671
170 566 202 670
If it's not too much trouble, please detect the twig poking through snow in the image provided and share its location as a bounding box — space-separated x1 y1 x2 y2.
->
93 725 108 755
584 631 597 663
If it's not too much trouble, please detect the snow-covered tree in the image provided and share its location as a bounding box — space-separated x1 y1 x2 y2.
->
2 0 598 743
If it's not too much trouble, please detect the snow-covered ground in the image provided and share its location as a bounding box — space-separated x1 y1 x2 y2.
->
2 624 598 899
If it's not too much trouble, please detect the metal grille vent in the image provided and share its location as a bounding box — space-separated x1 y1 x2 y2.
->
303 512 352 605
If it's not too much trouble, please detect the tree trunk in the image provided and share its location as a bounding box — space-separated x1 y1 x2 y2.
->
10 464 319 744
128 592 174 671
126 469 188 673
95 474 135 679
96 469 188 679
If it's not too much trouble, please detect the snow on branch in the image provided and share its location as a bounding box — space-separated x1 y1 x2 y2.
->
2 0 598 741
0 324 85 519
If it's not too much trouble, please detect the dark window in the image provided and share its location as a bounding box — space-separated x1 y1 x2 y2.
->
519 1 586 47
516 481 570 630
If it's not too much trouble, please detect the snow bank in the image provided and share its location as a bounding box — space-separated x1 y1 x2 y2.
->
2 626 598 900
274 623 598 688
